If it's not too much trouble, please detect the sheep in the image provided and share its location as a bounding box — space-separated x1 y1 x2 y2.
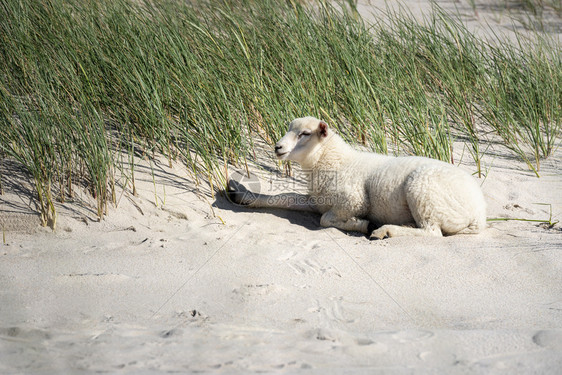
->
229 116 486 239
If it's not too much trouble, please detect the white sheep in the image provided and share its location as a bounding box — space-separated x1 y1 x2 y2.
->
230 116 486 239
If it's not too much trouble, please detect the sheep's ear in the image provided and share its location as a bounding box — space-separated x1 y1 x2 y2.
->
318 121 328 138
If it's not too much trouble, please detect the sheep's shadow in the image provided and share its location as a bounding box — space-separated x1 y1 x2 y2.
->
213 192 322 233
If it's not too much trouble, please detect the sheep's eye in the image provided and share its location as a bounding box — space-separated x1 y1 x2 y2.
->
298 131 311 139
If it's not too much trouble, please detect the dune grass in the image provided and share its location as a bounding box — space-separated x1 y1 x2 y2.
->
0 0 560 228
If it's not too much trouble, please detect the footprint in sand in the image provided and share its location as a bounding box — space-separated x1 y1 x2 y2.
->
277 245 342 277
345 338 388 356
270 360 301 370
232 284 276 297
306 328 388 355
159 328 182 339
310 296 362 324
324 296 349 323
532 330 562 349
309 328 337 342
0 327 51 341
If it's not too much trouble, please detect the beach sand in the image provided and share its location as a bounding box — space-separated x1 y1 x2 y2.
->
1 1 561 373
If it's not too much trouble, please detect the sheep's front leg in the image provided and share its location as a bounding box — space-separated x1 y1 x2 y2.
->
228 180 319 212
251 192 318 212
320 210 370 234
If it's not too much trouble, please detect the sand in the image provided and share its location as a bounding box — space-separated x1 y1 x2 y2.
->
1 1 561 373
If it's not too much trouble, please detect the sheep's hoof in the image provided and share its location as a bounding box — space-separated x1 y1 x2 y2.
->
370 227 391 240
227 179 247 205
227 179 258 206
227 170 261 206
370 234 389 240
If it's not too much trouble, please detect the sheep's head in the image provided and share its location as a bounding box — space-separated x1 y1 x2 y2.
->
274 117 329 164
